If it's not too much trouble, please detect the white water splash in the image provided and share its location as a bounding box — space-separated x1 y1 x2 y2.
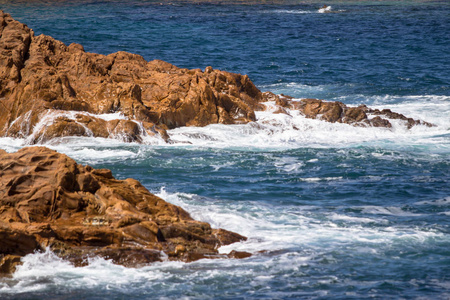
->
155 188 445 254
166 97 449 152
0 94 448 158
0 187 446 297
318 5 332 13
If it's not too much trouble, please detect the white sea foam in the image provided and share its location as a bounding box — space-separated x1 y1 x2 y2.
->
415 197 450 206
269 9 313 14
155 188 443 254
0 248 184 295
166 100 448 151
273 156 305 173
359 206 423 217
318 5 332 13
299 176 343 182
328 213 388 225
0 188 446 296
1 94 448 154
211 161 236 171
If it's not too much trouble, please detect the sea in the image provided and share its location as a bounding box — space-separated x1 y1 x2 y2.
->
0 0 449 299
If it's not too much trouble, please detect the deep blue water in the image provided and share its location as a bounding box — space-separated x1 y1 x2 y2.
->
3 0 449 98
0 1 449 299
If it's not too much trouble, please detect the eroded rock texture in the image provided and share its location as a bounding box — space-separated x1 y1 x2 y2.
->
0 147 247 274
0 11 261 143
0 11 432 145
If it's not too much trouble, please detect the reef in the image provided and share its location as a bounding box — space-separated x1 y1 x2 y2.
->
0 147 249 275
0 11 432 144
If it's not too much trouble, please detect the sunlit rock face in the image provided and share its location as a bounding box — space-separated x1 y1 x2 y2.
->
0 147 247 274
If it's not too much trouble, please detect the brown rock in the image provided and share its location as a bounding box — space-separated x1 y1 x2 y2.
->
227 250 252 259
0 11 264 143
366 108 434 128
0 255 22 275
281 98 432 129
0 147 247 273
213 228 247 246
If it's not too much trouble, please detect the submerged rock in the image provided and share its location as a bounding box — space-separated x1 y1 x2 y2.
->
0 10 432 145
0 147 248 274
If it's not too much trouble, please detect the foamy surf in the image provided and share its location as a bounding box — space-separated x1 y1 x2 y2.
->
155 188 446 254
1 93 447 153
1 186 446 297
167 100 448 151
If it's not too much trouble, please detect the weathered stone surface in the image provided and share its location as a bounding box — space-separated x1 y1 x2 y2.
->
0 147 247 274
0 11 261 143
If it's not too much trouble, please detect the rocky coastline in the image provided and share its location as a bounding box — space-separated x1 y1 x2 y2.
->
0 147 249 275
0 11 432 145
0 11 434 274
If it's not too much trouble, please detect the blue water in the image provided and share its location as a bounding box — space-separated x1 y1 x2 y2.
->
0 1 449 299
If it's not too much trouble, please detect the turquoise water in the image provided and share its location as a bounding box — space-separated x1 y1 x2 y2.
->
0 1 449 299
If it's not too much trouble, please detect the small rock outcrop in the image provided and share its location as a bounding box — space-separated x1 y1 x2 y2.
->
0 147 247 274
262 93 433 128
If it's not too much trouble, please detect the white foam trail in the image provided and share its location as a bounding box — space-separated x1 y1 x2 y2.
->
299 176 343 182
269 9 312 14
359 206 424 217
328 213 389 225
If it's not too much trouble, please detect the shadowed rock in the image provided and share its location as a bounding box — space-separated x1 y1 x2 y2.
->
0 147 248 274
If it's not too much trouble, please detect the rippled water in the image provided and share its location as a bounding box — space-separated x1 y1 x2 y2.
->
0 1 449 299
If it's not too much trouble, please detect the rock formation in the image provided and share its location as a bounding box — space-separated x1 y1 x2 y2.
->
0 147 248 274
0 11 261 144
0 11 432 145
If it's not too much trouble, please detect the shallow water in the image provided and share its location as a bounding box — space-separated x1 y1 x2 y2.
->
0 1 449 299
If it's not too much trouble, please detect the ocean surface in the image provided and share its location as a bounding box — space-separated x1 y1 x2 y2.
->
0 0 449 299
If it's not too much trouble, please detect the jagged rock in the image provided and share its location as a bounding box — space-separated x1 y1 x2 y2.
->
0 147 247 274
0 11 261 143
0 11 432 145
261 93 434 128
